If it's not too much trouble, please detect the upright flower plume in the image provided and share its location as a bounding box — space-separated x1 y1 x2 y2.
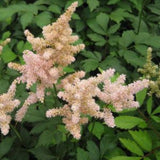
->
0 38 11 54
0 79 20 135
8 2 85 122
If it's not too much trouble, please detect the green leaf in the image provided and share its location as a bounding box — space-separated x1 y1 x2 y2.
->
2 31 11 40
87 0 99 12
29 147 55 160
110 156 141 160
96 13 109 32
82 59 99 72
0 137 15 159
136 88 147 106
20 12 33 29
119 30 135 47
0 79 9 94
152 106 160 115
88 122 104 139
134 45 148 56
75 20 85 32
156 151 160 160
37 130 54 146
72 13 80 20
23 105 46 122
129 0 143 11
123 50 145 67
100 134 117 157
35 11 52 28
99 56 127 74
119 138 143 156
63 66 75 73
108 24 120 34
87 33 106 46
48 4 61 14
87 141 100 160
129 130 152 151
151 115 160 123
110 9 128 23
147 96 152 115
1 45 17 63
77 148 89 160
87 19 106 35
107 0 121 5
115 116 146 129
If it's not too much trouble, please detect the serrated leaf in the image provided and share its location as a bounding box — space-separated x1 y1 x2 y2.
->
134 45 148 56
87 0 99 12
23 105 46 122
87 33 106 46
151 115 160 123
87 19 106 35
119 138 143 156
108 24 120 34
123 50 145 67
75 20 85 32
115 116 146 129
99 56 127 74
77 148 89 160
0 137 15 159
1 45 17 63
17 41 24 53
29 147 55 160
48 4 61 14
100 134 117 157
107 0 121 5
20 12 33 29
37 130 54 146
2 31 11 40
35 11 52 28
82 59 99 72
136 88 147 106
72 13 80 20
96 13 109 32
87 141 99 160
110 9 127 23
110 156 141 160
0 79 9 94
129 130 152 151
88 122 104 139
129 0 143 11
152 106 160 115
119 30 135 47
147 96 152 115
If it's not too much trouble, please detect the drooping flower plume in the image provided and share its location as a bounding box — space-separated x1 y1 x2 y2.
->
0 79 20 135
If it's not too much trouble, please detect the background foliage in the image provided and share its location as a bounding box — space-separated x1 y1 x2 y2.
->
0 0 160 159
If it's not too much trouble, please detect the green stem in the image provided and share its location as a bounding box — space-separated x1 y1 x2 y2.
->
136 0 147 34
10 124 22 142
140 146 160 159
137 109 160 139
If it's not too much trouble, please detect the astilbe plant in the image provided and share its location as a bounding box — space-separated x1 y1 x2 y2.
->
138 47 160 98
0 2 149 139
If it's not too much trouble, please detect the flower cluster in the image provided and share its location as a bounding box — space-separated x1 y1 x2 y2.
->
0 79 20 135
138 47 160 97
0 38 11 54
0 2 150 138
46 69 149 139
8 2 84 122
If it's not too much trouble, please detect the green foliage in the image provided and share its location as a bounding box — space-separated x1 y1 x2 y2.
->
0 0 160 160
